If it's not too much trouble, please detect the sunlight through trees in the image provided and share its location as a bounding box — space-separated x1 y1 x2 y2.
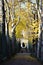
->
4 0 41 44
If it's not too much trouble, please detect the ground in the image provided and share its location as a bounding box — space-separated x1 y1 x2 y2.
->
0 53 43 65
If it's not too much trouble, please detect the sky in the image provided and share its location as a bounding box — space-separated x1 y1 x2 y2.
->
30 0 36 3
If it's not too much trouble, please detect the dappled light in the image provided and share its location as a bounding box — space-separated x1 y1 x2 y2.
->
0 0 43 64
4 0 41 44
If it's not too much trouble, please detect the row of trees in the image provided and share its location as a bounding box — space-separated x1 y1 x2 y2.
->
0 0 42 62
2 0 41 44
0 0 42 61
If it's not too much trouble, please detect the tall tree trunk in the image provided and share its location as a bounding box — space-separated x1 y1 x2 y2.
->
2 0 5 35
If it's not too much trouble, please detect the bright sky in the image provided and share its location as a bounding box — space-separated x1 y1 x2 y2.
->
30 0 36 3
0 0 2 15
